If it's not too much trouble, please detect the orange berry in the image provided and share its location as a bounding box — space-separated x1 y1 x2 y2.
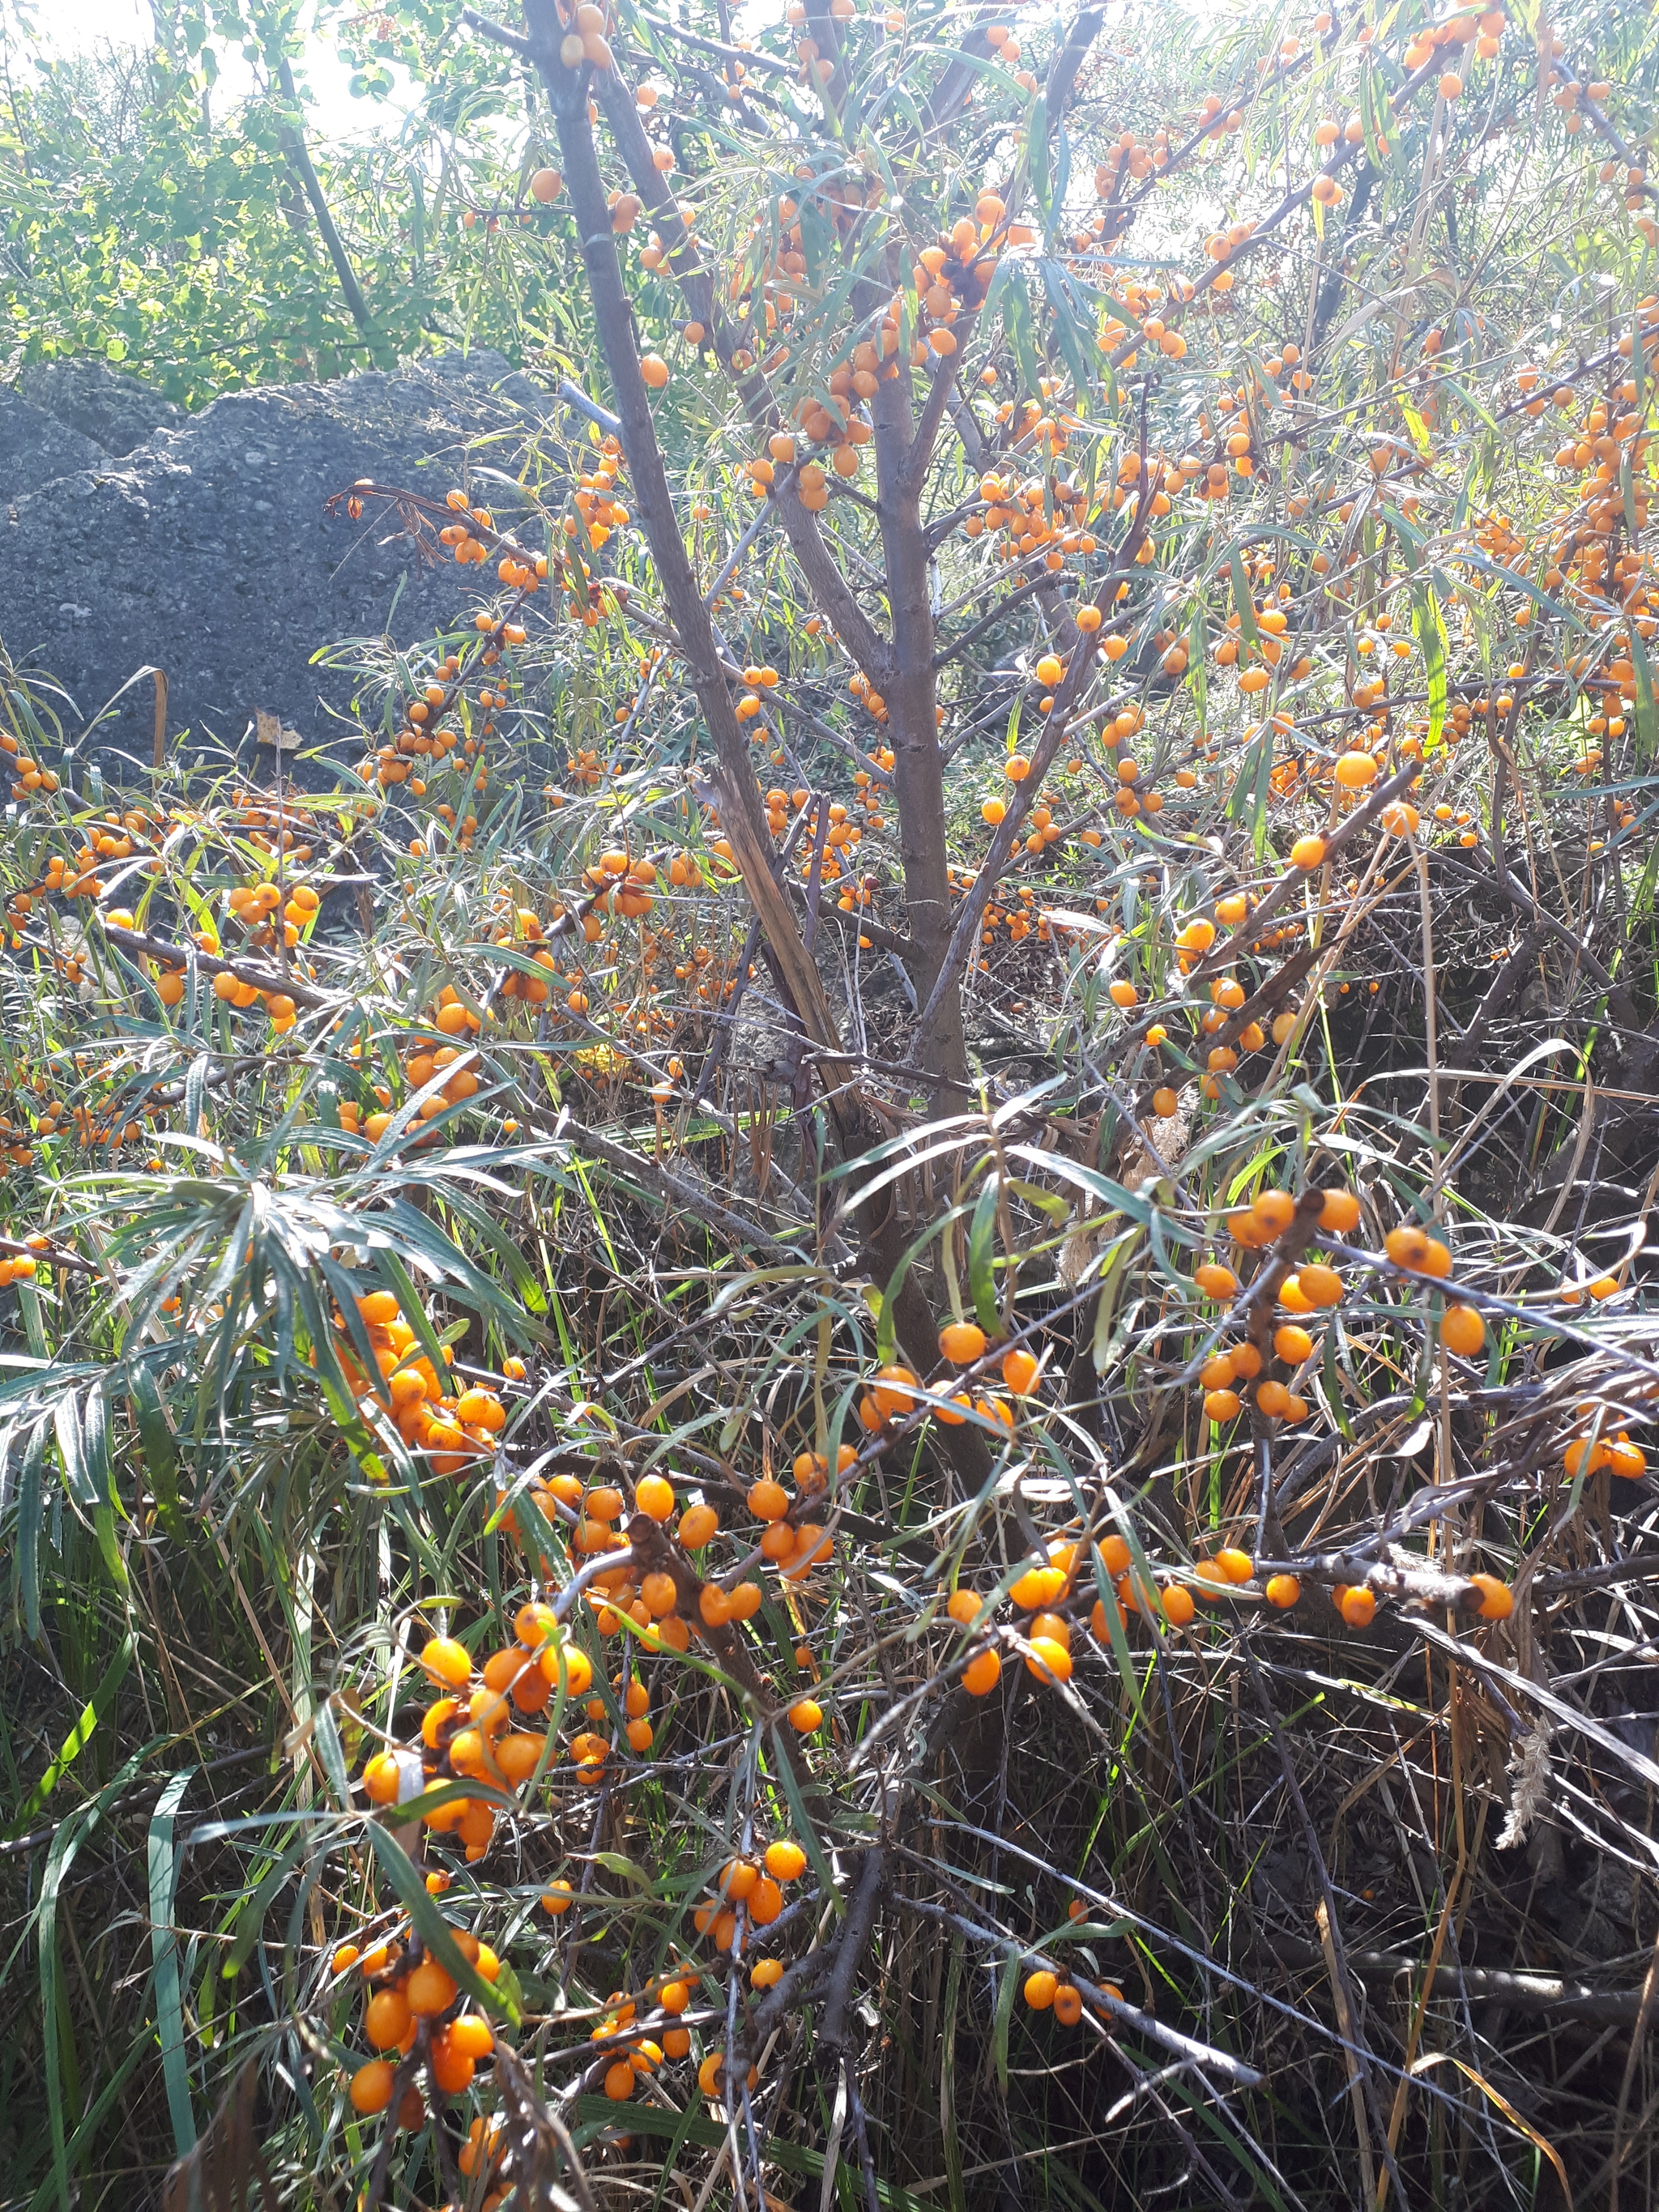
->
962 1648 1002 1695
420 1635 472 1689
1025 1635 1073 1685
1317 1189 1361 1234
1265 1574 1300 1609
1001 1347 1040 1395
350 2058 396 2115
872 1363 919 1415
1469 1572 1512 1621
939 1320 988 1364
1439 1304 1486 1357
366 1989 412 2048
765 1839 808 1882
679 1502 719 1548
1252 1190 1296 1235
447 2014 495 2060
1023 1969 1058 2010
405 1961 458 2017
1337 1585 1376 1629
634 1473 676 1521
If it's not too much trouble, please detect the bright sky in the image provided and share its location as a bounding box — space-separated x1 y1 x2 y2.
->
40 0 419 140
50 0 795 139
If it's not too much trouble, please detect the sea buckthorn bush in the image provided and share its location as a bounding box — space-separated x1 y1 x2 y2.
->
5 1 1659 2208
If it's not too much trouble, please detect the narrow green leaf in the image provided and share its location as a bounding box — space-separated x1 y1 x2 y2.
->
968 1176 1000 1336
148 1769 198 2155
7 1632 134 1838
365 1822 521 2025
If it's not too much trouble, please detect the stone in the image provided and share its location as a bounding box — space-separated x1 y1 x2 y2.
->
0 351 559 761
19 359 182 456
0 390 105 502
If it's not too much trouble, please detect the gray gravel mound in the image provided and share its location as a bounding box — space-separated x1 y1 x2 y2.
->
1 352 557 764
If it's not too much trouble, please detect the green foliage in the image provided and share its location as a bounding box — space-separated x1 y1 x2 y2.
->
5 2 1659 2210
0 0 595 398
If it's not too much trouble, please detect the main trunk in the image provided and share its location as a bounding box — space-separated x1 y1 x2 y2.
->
872 368 970 1094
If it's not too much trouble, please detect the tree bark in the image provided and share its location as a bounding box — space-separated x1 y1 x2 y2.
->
274 57 385 361
872 364 970 1092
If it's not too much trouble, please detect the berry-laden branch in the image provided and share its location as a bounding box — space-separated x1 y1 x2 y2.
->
524 2 852 1097
585 58 893 687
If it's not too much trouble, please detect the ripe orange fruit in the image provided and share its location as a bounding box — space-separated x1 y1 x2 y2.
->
362 1752 403 1804
748 1477 789 1520
634 1473 675 1520
1469 1573 1512 1621
1336 1585 1375 1629
1010 1564 1066 1609
718 1857 759 1901
938 1320 987 1364
1295 1264 1344 1306
1252 1189 1296 1235
1001 1346 1039 1394
765 1839 808 1882
405 1961 458 2017
1024 1635 1073 1684
962 1648 1002 1695
1194 1262 1239 1298
1265 1574 1300 1609
787 1698 823 1732
679 1502 719 1548
1382 1224 1431 1272
1290 834 1327 869
872 1363 919 1415
1317 1189 1361 1234
350 2058 395 2115
1439 1305 1485 1356
1023 1969 1058 2010
447 2015 494 2060
749 1875 784 1924
420 1635 472 1688
366 1989 412 2048
431 2035 477 2088
604 2059 636 2100
1052 1984 1084 2027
